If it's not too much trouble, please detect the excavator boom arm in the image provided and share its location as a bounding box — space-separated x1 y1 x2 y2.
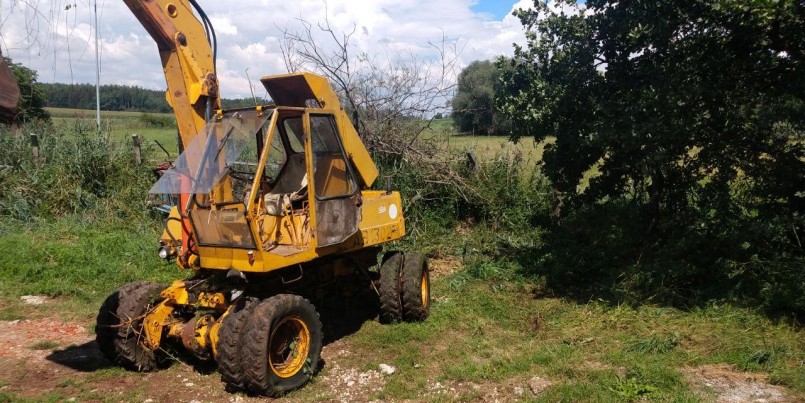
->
125 0 225 266
123 0 219 148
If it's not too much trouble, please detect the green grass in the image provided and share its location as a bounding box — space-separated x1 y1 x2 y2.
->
0 216 183 319
45 108 172 119
108 127 178 156
45 110 547 165
420 126 602 190
28 340 60 350
45 107 178 158
3 215 800 401
45 109 549 166
5 111 800 401
288 276 804 402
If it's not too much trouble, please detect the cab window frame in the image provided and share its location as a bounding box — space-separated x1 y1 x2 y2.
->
308 113 359 201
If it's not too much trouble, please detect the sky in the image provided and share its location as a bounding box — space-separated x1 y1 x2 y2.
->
0 0 535 99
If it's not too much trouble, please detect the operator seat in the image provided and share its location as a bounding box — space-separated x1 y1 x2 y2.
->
264 153 307 216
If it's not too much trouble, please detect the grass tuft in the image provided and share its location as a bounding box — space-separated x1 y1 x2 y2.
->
627 333 680 354
29 341 60 351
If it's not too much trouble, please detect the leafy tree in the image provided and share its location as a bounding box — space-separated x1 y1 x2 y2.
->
41 83 173 113
498 0 804 312
452 60 510 135
4 57 49 123
39 82 269 114
499 0 803 223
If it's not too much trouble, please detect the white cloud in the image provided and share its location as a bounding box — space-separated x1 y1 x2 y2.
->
0 0 535 99
209 17 238 36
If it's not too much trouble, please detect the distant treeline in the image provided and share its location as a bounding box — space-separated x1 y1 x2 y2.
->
41 82 264 113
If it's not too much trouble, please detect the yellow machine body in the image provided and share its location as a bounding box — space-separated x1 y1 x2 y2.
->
156 73 406 273
107 3 425 388
126 0 403 273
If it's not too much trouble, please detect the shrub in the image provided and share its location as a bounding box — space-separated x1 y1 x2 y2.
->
0 122 154 221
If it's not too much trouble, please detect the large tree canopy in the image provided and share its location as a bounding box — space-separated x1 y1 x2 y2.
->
499 0 803 220
498 0 804 311
452 60 509 135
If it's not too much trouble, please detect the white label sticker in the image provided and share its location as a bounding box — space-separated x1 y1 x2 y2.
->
389 204 398 220
378 206 387 214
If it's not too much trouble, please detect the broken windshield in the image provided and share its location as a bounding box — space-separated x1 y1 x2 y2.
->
149 109 272 196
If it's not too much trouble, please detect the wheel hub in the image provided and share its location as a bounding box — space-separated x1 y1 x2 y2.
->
269 316 310 378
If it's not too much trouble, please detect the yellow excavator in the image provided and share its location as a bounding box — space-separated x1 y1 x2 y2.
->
96 0 430 396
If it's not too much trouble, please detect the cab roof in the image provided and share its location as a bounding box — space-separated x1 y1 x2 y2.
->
261 72 378 188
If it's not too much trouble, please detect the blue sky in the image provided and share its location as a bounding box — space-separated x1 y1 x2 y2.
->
472 0 518 19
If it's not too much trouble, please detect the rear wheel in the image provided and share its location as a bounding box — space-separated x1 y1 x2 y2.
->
216 297 258 389
401 252 430 322
378 252 404 324
241 294 323 396
95 282 167 371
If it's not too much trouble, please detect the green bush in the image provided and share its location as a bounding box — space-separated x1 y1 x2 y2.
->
0 122 155 221
372 149 552 295
524 197 805 317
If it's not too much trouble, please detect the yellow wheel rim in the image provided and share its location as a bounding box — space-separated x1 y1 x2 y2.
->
421 271 430 309
268 316 310 378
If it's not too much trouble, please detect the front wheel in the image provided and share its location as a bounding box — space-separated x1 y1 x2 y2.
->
95 281 167 371
216 297 259 389
241 294 323 396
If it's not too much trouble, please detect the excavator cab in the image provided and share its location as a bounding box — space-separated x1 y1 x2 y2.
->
149 73 400 272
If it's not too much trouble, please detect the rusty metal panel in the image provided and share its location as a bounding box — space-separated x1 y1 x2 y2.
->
316 197 360 248
0 55 20 124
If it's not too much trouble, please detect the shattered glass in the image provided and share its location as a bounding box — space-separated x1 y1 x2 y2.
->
149 109 272 195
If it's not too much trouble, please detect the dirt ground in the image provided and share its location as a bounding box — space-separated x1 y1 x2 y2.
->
683 365 799 403
1 317 800 403
0 316 400 402
0 258 800 402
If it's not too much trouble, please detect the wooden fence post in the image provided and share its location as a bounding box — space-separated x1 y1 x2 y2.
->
30 133 39 164
132 134 142 165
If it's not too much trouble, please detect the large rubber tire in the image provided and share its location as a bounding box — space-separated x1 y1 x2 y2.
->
96 281 154 360
378 252 404 324
241 294 323 397
95 281 167 371
401 252 430 322
216 297 258 389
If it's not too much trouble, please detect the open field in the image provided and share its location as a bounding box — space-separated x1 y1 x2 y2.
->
45 108 174 120
45 109 550 163
45 112 600 191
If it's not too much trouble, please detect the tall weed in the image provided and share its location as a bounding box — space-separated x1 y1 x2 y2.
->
375 147 551 278
0 122 154 222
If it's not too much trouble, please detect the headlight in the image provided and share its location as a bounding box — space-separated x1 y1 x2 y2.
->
158 246 172 260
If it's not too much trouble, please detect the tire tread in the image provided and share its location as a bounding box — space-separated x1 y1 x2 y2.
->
217 297 258 388
400 252 430 322
378 252 404 323
241 294 323 397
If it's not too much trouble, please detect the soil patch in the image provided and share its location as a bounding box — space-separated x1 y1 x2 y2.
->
684 364 801 403
428 256 462 278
